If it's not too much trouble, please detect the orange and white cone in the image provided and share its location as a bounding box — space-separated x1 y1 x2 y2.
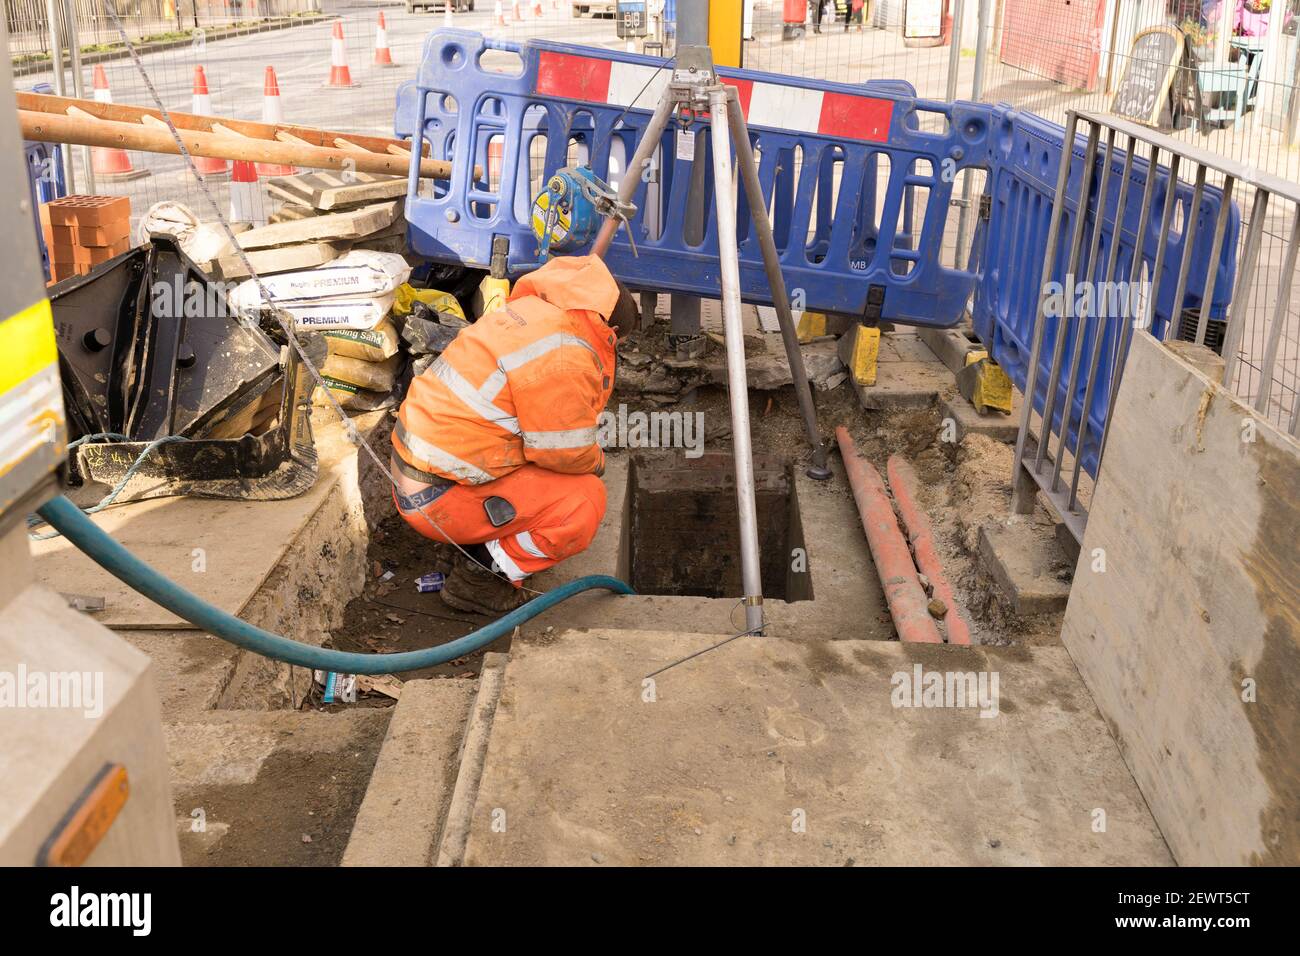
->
91 66 149 181
190 66 229 180
494 0 506 25
325 20 357 88
229 160 267 227
256 67 296 178
511 1 522 21
374 13 396 67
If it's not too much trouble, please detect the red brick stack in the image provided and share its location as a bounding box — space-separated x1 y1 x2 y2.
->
41 195 132 284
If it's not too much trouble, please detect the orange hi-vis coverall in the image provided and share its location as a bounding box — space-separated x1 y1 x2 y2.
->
391 255 619 582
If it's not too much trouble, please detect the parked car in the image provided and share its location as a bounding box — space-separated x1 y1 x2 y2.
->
572 0 618 16
409 0 475 12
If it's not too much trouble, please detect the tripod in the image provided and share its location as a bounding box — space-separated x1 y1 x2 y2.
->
592 46 833 635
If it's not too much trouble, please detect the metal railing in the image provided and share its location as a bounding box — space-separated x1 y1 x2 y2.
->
1011 107 1300 541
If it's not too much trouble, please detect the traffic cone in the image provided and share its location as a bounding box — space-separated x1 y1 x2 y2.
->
256 67 296 178
325 20 357 88
90 66 149 181
374 13 396 68
511 1 522 22
494 0 506 25
189 67 230 180
531 0 543 16
229 160 267 227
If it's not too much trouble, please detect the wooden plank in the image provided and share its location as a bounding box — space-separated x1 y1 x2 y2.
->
218 201 400 251
18 100 453 180
1061 332 1300 865
268 172 407 211
18 90 431 158
199 240 351 280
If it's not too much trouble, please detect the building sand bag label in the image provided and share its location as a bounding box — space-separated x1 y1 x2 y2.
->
323 318 400 361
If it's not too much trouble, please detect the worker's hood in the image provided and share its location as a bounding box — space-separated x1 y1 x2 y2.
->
509 255 621 321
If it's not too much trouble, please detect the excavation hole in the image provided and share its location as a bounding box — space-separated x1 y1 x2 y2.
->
619 450 812 602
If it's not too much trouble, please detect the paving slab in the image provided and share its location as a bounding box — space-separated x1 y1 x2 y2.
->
978 519 1074 616
942 393 1021 443
462 629 1172 866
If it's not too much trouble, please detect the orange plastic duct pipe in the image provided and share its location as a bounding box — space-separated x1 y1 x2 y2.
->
835 427 943 644
886 454 972 645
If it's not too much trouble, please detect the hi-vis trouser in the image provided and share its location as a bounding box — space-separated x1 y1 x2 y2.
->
394 462 606 583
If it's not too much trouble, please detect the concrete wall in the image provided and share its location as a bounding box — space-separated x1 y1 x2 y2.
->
1062 333 1299 865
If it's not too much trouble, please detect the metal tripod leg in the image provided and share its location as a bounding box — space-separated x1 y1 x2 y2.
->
726 90 831 480
592 95 675 258
708 87 765 635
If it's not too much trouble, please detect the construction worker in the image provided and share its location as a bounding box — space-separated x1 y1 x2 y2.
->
390 254 639 615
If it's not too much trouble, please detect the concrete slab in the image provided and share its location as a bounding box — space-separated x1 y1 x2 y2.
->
942 393 1021 444
30 413 381 630
919 325 981 376
461 630 1173 866
342 679 478 867
853 333 955 411
978 519 1073 616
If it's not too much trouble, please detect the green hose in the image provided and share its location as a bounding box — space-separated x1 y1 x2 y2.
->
37 494 633 675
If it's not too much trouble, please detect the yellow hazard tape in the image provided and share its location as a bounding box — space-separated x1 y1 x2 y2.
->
0 299 57 397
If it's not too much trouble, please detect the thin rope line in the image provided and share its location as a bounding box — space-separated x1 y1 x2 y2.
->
98 1 541 594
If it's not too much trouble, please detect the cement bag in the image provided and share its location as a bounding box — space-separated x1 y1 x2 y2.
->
319 352 402 392
313 376 393 412
230 250 411 312
324 319 400 362
279 294 396 332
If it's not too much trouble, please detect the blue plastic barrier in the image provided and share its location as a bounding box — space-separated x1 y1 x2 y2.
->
971 110 1239 476
395 30 1001 328
26 83 67 282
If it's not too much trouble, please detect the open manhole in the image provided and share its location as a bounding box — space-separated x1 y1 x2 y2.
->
618 450 812 602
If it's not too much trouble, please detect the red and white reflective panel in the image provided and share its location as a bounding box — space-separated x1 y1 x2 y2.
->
534 52 893 144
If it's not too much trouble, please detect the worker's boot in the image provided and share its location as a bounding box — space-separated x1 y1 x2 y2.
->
441 551 528 616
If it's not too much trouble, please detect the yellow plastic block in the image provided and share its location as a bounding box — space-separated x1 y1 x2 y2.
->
848 325 880 387
796 310 828 342
961 351 1013 414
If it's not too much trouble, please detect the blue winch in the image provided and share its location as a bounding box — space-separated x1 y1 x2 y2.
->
530 164 635 261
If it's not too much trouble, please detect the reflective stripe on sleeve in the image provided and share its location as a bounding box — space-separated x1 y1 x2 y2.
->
431 358 521 435
520 425 599 450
